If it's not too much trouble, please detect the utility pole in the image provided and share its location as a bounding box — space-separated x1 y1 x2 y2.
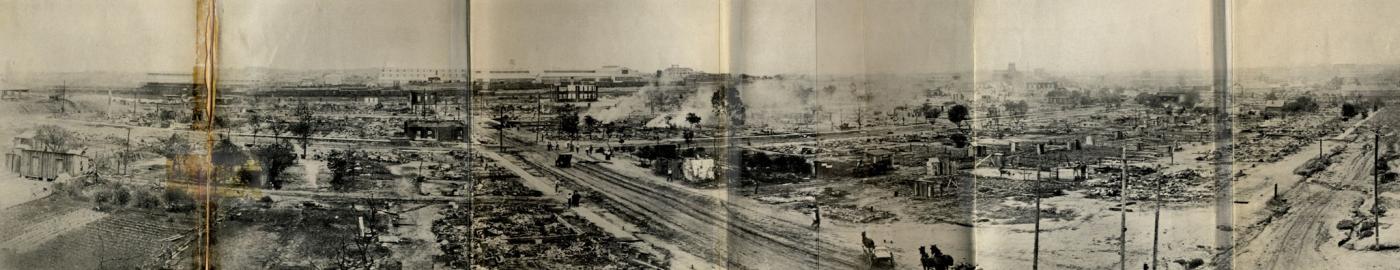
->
1153 169 1162 270
125 128 131 177
1169 139 1175 165
1034 163 1041 270
1375 130 1381 250
1120 146 1128 270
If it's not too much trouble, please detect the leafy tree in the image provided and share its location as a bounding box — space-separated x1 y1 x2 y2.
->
211 136 248 183
950 133 970 148
559 112 580 139
1004 101 1030 116
1282 96 1319 112
326 150 358 191
947 104 970 129
1343 102 1359 120
685 112 702 128
1136 92 1165 108
237 167 260 187
920 102 942 124
253 141 297 189
583 115 599 135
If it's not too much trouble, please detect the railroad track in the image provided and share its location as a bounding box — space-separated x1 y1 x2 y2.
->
513 151 864 269
573 163 867 268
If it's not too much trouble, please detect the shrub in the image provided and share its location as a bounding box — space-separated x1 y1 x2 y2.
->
132 190 163 209
238 167 261 187
92 188 114 205
52 182 86 199
112 186 132 206
164 189 196 212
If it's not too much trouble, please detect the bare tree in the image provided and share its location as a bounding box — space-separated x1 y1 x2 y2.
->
152 133 190 179
290 101 316 157
32 125 74 153
32 125 75 178
247 110 264 144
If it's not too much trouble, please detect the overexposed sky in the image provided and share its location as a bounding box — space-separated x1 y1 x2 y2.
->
731 0 975 76
0 0 195 73
6 0 1400 74
220 0 467 70
470 0 724 73
1234 0 1400 69
973 0 1215 74
474 0 1212 75
0 0 466 73
473 0 973 75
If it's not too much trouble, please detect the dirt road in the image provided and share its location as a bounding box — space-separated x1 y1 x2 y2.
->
1234 134 1374 269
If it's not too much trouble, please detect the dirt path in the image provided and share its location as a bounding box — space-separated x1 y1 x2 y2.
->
0 176 50 211
300 159 324 189
1234 132 1375 269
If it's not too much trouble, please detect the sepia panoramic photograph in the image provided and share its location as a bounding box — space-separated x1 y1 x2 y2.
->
3 0 1400 269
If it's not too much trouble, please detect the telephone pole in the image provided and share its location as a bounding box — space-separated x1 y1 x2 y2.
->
1120 146 1128 270
124 128 131 177
1375 130 1381 249
1153 170 1162 270
1034 163 1042 270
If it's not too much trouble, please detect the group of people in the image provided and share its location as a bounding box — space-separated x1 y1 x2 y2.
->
547 142 614 160
566 191 582 208
545 142 573 152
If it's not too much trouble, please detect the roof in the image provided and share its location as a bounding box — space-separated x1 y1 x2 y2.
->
405 120 466 128
865 149 894 156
